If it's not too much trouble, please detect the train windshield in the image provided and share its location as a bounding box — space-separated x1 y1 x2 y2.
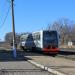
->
20 34 33 41
43 31 58 47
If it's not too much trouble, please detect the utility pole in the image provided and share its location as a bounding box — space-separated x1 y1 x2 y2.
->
11 0 17 58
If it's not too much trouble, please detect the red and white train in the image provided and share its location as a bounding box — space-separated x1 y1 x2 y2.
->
20 30 60 54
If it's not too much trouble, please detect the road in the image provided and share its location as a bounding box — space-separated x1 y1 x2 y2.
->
0 49 53 75
0 48 75 75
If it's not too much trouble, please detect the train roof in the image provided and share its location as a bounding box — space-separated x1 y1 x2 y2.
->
32 30 57 34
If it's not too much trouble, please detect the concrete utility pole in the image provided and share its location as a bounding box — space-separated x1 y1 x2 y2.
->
11 0 17 58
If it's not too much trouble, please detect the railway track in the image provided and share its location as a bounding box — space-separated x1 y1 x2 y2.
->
56 54 75 60
57 49 75 60
0 47 75 60
0 68 51 75
28 50 75 61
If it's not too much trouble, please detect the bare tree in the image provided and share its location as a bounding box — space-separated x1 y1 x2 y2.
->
47 18 75 45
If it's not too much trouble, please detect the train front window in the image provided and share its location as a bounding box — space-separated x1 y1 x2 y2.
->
43 31 58 47
44 31 57 40
20 34 33 42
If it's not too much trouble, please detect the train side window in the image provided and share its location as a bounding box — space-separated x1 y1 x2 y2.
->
36 35 40 40
33 35 35 40
33 34 40 40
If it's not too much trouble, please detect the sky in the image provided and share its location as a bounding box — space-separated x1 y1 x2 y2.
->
0 0 75 41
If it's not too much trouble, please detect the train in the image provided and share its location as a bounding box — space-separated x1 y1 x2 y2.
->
20 30 60 54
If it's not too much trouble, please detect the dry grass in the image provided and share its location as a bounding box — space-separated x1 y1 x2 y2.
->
60 45 75 49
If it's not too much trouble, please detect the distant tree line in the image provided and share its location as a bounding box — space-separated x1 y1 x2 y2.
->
4 32 29 45
5 32 20 44
4 18 75 45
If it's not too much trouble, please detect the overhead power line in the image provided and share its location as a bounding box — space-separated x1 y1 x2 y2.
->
0 6 11 28
6 0 11 3
6 0 15 5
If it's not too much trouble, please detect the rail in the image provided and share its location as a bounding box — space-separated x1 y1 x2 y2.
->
0 69 46 75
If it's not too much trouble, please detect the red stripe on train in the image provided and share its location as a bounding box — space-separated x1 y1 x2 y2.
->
42 48 60 53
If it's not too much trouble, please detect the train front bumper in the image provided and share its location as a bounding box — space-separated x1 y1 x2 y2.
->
42 48 60 54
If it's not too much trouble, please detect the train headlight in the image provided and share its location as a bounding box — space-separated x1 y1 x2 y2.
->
21 41 25 46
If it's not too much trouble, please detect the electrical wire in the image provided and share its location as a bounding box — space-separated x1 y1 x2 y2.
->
6 0 16 6
0 5 11 28
0 0 11 40
0 0 15 39
0 2 11 38
6 0 11 3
